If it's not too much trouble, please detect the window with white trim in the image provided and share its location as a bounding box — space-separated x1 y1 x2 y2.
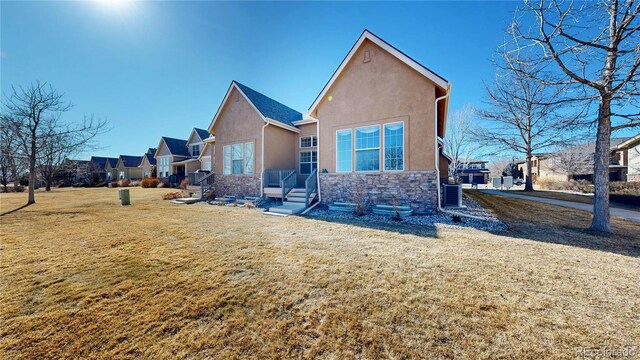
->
244 143 254 174
383 122 404 171
223 142 254 175
336 129 352 173
201 156 211 172
300 136 317 148
190 144 200 157
355 125 380 171
300 150 317 175
158 156 170 178
223 146 231 175
119 171 125 180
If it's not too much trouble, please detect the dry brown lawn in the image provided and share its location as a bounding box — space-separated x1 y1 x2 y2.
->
1 188 638 359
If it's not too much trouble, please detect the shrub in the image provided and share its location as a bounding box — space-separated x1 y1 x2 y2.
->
162 191 185 200
141 178 161 188
179 178 189 190
73 183 88 188
452 214 462 223
110 181 119 188
118 179 130 188
610 181 640 196
14 185 25 192
57 183 69 188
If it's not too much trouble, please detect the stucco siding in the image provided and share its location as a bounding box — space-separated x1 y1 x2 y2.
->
263 125 297 171
212 87 264 175
312 39 439 173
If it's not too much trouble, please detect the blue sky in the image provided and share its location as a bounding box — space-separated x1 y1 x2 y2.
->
3 1 532 158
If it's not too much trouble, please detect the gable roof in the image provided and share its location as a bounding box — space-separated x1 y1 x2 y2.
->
90 156 118 170
194 128 209 141
616 134 640 149
106 157 118 168
308 29 449 114
156 136 190 157
209 81 302 132
118 155 144 168
143 152 157 165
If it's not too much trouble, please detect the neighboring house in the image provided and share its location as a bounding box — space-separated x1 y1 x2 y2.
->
614 134 640 182
456 159 490 184
104 158 119 182
115 155 144 180
154 128 211 184
89 156 118 182
207 30 451 214
517 137 634 183
154 137 190 181
197 137 215 174
139 148 157 178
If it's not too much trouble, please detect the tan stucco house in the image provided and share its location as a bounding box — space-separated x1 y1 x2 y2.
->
206 30 451 214
154 128 212 184
115 155 144 181
139 148 157 178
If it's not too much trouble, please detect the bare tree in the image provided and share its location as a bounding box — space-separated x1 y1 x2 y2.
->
0 118 25 191
2 82 107 204
487 157 513 178
547 143 594 180
443 104 476 183
510 0 640 233
474 55 587 191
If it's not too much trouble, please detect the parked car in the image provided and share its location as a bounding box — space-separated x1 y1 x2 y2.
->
514 178 524 186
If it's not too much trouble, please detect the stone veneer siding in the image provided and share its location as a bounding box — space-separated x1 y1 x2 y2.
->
214 174 261 198
319 171 438 214
628 173 640 182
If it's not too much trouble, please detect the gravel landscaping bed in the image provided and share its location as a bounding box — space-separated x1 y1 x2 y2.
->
306 194 507 232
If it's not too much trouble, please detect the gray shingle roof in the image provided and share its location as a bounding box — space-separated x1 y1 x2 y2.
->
234 81 302 127
106 158 118 168
144 153 157 165
119 155 144 167
90 156 118 170
194 128 210 141
161 137 190 157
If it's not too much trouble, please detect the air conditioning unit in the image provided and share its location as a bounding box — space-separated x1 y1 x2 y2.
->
442 184 463 208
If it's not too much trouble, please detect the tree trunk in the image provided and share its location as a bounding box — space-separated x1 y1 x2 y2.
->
524 153 534 191
27 131 36 205
589 97 611 234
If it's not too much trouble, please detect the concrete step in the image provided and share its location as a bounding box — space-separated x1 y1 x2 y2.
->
283 200 307 206
268 204 305 215
288 188 306 194
286 193 316 201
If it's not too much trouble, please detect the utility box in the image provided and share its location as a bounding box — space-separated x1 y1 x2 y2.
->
503 176 514 189
442 184 463 208
119 189 130 206
492 177 502 190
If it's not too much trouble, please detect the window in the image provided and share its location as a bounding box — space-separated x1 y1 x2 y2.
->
232 144 243 174
191 144 200 157
300 151 317 175
119 171 125 180
355 125 380 171
300 136 317 148
244 143 254 174
158 156 170 178
384 122 403 171
336 129 352 173
224 142 254 175
223 146 231 175
201 156 211 172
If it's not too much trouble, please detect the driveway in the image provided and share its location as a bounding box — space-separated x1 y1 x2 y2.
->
480 190 640 223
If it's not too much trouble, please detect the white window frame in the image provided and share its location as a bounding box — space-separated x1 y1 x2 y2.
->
158 156 171 178
354 124 381 172
299 150 317 175
223 145 231 175
336 128 353 173
190 143 201 157
223 142 254 175
383 121 405 172
300 135 318 148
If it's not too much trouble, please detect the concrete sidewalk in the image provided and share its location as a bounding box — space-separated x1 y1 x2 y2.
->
480 190 640 223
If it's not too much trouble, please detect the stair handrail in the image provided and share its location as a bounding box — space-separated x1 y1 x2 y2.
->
198 172 215 200
304 168 318 208
280 170 297 204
